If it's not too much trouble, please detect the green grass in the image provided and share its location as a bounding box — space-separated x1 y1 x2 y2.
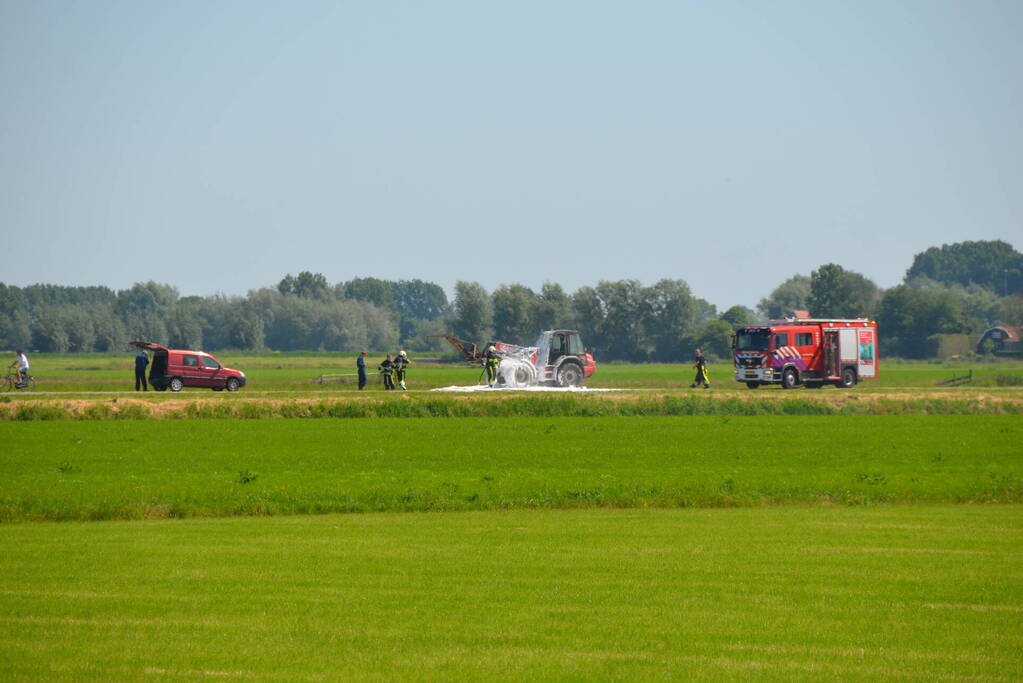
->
2 388 1020 678
1 505 1020 680
2 416 1019 522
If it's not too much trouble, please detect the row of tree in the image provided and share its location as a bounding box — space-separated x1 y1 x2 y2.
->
1 240 1021 360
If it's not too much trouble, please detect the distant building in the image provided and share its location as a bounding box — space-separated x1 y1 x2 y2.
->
977 326 1023 355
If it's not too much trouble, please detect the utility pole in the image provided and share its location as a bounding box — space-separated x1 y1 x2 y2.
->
1005 269 1009 297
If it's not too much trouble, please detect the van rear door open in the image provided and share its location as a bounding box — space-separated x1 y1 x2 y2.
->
130 341 169 383
129 341 166 353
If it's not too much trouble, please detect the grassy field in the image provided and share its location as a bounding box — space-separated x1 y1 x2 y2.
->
1 416 1019 522
1 505 1020 680
3 357 1021 678
8 351 1023 393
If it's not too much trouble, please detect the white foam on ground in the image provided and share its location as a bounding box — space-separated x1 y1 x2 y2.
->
430 385 620 393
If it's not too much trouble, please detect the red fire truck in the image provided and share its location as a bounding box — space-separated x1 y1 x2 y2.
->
732 318 878 389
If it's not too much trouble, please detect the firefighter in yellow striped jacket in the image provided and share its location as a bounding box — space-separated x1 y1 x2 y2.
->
484 343 500 388
690 349 710 389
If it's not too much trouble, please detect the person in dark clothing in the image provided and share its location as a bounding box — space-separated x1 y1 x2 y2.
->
690 348 710 389
393 350 410 390
134 349 149 391
484 343 500 388
379 354 395 390
357 351 367 390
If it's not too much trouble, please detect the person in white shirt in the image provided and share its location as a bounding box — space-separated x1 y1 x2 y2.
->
10 350 29 386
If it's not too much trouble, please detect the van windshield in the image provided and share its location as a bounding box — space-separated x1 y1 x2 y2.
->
735 330 770 351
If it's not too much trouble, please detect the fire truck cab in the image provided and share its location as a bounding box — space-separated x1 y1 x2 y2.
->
732 319 878 389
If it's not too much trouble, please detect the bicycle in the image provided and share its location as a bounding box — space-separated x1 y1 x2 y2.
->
2 371 35 391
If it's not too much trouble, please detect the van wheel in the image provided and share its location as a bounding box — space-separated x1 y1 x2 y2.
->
840 368 857 389
781 368 798 390
169 378 184 392
226 378 240 392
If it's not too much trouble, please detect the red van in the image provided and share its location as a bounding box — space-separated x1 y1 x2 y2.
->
130 342 247 392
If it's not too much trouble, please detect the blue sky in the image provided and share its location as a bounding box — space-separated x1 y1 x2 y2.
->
1 0 1020 311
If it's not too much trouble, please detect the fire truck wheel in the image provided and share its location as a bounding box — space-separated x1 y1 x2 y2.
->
745 381 760 389
840 368 857 388
781 368 799 390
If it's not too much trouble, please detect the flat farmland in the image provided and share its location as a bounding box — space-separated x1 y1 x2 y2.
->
1 506 1020 680
3 361 1021 679
4 354 1023 425
10 352 1023 393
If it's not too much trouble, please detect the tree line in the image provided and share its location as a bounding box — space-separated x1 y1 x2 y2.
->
1 240 1020 360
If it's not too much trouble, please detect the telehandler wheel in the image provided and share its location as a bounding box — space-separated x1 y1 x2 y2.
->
498 361 534 388
781 368 799 390
556 362 583 387
511 366 532 387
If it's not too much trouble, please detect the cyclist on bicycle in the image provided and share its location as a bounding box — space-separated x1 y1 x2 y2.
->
10 350 29 387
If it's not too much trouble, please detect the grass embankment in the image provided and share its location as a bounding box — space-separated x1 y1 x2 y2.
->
2 391 1022 420
1 416 1019 522
1 506 1020 680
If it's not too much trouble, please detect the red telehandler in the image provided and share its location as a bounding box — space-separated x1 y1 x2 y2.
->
430 330 597 387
